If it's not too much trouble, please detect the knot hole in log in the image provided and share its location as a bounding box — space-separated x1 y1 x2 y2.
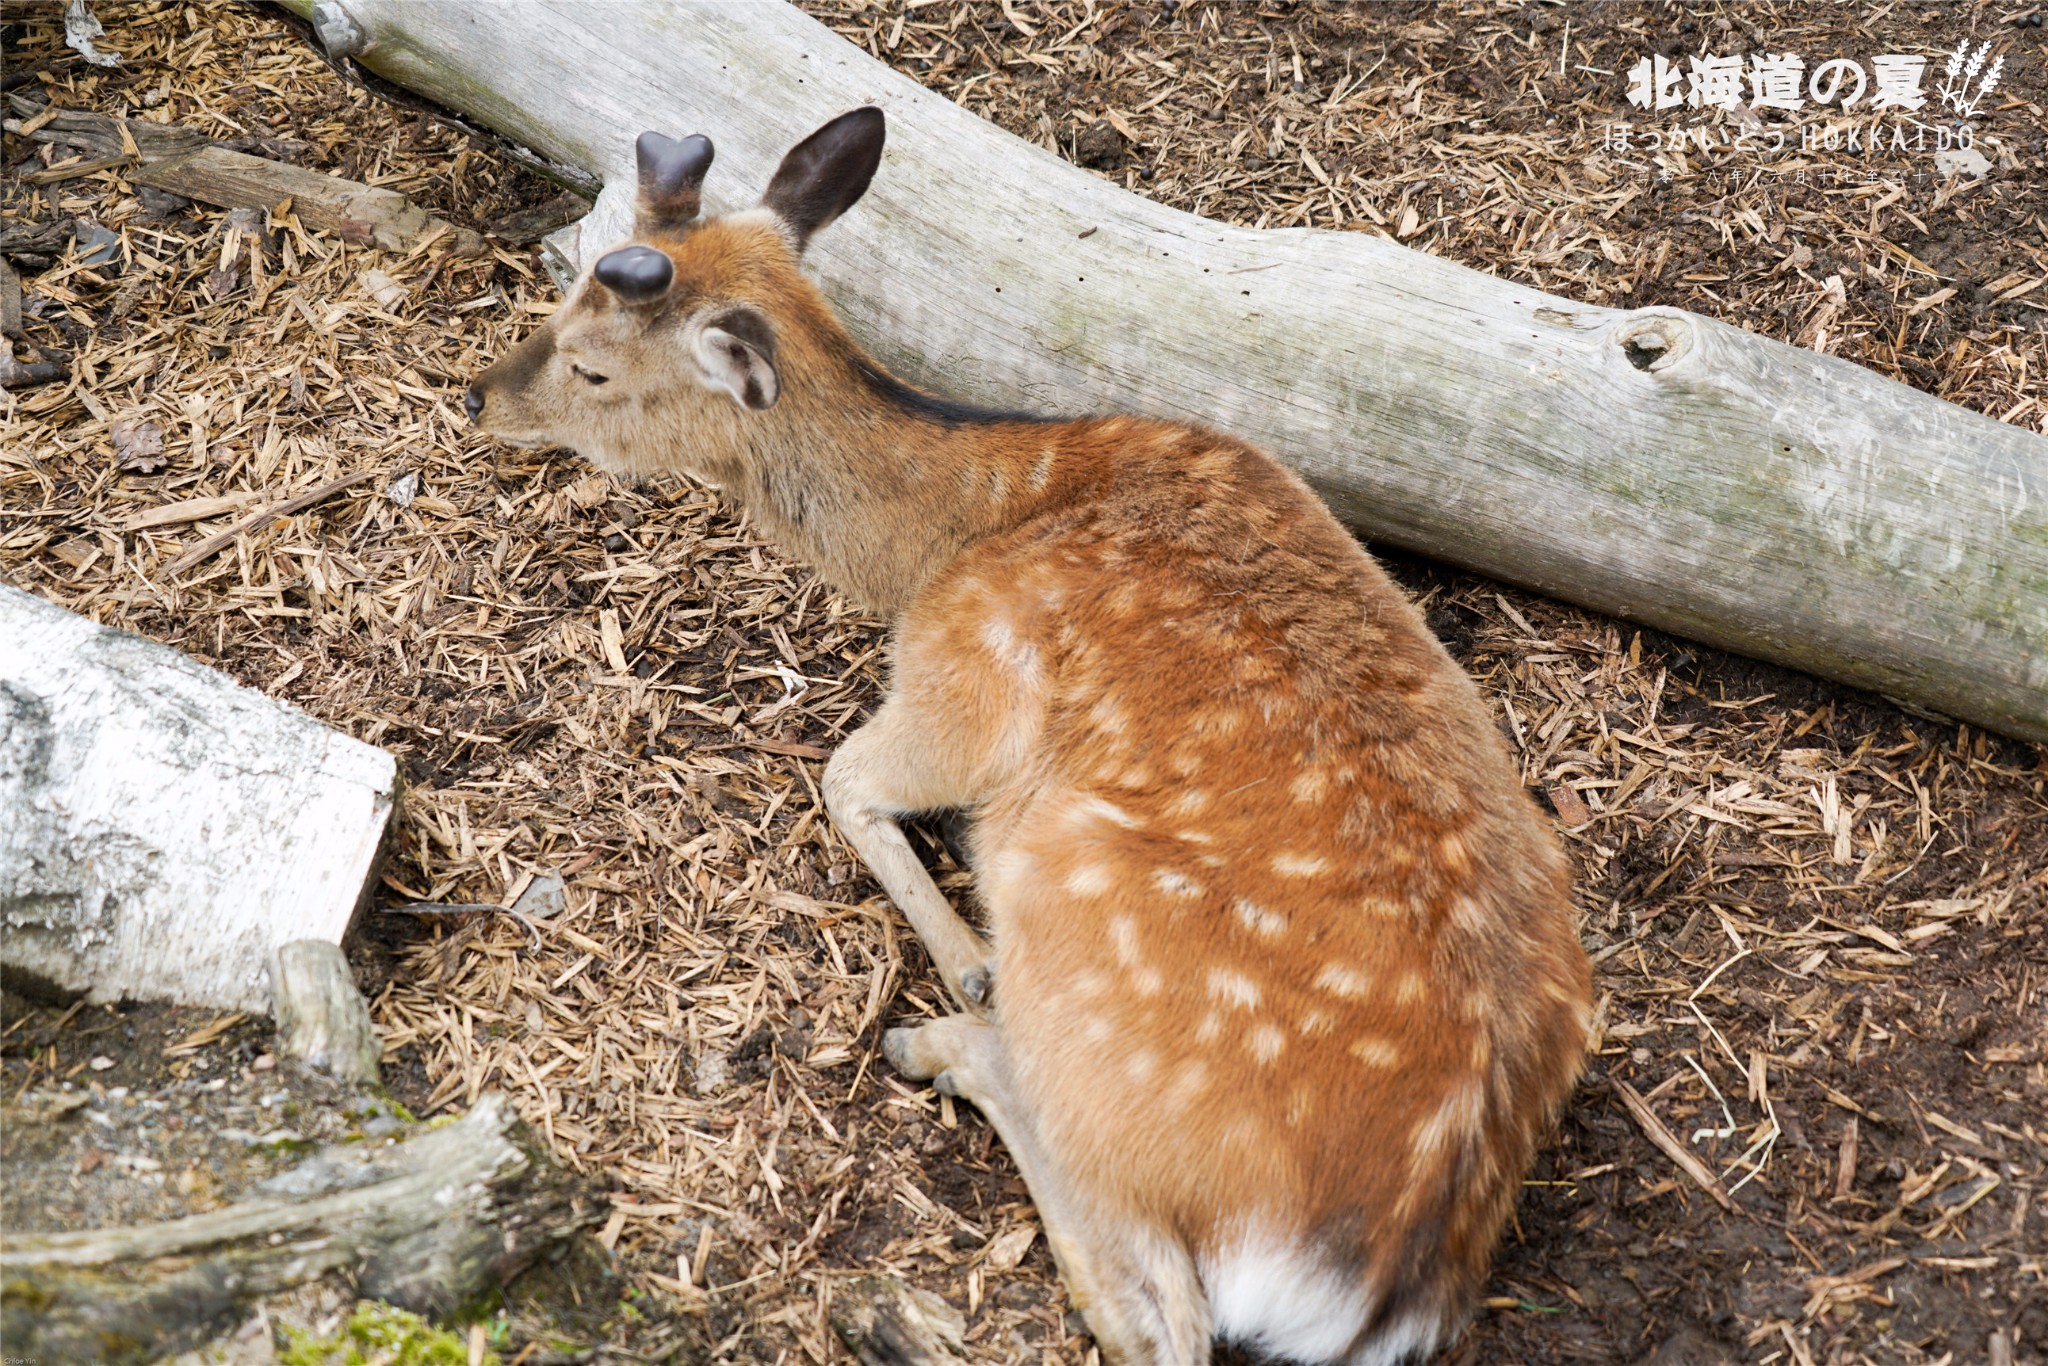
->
1617 313 1693 374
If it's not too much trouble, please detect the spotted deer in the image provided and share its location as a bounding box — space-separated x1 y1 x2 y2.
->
468 108 1592 1365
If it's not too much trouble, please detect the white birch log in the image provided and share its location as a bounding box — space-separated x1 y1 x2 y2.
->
0 585 397 1012
285 0 2048 743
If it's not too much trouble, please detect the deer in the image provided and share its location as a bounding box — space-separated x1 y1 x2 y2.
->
467 107 1593 1366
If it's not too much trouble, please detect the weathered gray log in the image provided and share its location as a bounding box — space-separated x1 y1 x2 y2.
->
0 585 397 1011
271 940 383 1085
0 1094 602 1365
283 0 2048 743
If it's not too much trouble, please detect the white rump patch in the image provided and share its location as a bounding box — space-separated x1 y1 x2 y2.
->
1205 1232 1444 1366
1203 1232 1373 1363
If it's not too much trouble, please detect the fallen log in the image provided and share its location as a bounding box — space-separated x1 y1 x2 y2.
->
0 585 397 1012
0 1093 602 1365
283 0 2048 743
0 94 485 256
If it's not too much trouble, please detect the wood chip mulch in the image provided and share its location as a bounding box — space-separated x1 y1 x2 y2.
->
3 3 2044 1363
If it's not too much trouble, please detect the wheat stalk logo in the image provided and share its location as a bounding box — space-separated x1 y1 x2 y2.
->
1939 38 2006 118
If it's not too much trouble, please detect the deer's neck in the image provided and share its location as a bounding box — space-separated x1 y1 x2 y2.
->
730 346 1072 617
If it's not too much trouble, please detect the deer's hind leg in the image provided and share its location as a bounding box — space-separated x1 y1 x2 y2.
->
885 1016 1212 1365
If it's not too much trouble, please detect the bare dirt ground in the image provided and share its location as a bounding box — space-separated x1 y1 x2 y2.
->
3 3 2044 1364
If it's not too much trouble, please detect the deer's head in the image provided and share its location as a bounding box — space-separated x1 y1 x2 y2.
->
465 108 886 483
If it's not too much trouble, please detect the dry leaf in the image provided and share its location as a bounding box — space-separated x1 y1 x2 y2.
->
109 416 167 473
982 1222 1039 1270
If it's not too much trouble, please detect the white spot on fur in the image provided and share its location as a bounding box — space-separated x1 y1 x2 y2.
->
979 616 1038 682
1392 970 1427 1004
1412 1081 1485 1163
1296 1010 1332 1037
1177 828 1214 844
1064 862 1113 896
1248 1024 1286 1063
1287 1087 1314 1126
1109 914 1145 967
1125 1048 1158 1084
1206 968 1261 1010
1290 769 1327 803
1234 899 1287 937
1272 851 1329 877
1351 1037 1402 1068
1438 832 1471 871
1313 963 1371 998
1195 1010 1224 1042
1028 446 1056 491
1446 894 1488 935
1154 868 1203 897
1166 788 1211 816
1066 794 1141 830
1087 697 1128 735
1132 965 1164 996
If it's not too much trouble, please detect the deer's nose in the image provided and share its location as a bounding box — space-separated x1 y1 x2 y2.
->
464 386 485 423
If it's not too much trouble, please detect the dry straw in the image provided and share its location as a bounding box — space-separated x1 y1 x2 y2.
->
2 2 2043 1361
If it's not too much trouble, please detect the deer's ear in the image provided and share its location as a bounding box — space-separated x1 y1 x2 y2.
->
635 131 714 235
690 307 779 411
759 107 884 253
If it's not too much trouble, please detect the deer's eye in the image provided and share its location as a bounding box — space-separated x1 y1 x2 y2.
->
571 364 609 386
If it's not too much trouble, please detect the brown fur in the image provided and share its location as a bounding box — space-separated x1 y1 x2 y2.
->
470 111 1592 1365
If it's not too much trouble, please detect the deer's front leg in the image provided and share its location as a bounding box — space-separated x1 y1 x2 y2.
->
824 703 998 1013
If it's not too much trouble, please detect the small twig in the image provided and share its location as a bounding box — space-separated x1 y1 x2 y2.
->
1614 1079 1738 1211
381 901 544 949
0 352 70 389
162 469 375 576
